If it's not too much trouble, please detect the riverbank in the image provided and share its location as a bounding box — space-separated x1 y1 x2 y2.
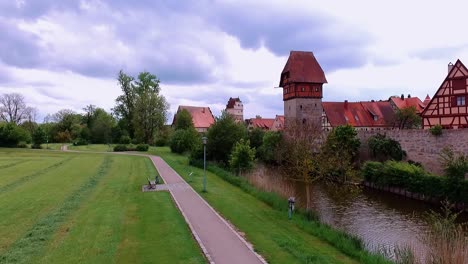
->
150 147 391 264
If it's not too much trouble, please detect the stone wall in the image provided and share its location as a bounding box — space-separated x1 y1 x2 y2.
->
357 129 468 174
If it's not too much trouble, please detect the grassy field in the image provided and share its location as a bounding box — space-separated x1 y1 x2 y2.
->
150 147 390 264
0 148 205 264
67 144 115 152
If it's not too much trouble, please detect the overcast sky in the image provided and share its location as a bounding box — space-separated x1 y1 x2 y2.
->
1 0 467 122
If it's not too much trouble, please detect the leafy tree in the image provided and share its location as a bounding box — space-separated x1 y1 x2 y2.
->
132 72 169 144
174 109 193 130
0 93 34 124
113 71 136 138
258 131 282 163
32 126 47 148
0 122 31 147
206 111 247 164
55 130 72 143
229 139 256 175
439 147 468 181
248 128 264 150
396 106 421 129
368 133 405 161
90 108 115 143
169 129 199 154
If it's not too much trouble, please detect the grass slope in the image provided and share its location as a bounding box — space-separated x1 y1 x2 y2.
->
151 147 391 264
0 149 205 264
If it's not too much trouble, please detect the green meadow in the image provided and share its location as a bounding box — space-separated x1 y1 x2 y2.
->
0 149 205 264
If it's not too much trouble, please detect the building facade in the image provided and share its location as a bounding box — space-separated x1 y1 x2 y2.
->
279 51 327 128
225 97 244 122
172 105 215 133
422 60 468 129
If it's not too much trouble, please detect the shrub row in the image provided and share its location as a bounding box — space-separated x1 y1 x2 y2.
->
113 144 149 152
362 161 468 203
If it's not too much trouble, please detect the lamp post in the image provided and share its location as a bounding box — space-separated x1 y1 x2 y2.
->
202 136 208 192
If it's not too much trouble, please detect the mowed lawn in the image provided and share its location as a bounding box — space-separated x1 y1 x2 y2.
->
0 149 205 264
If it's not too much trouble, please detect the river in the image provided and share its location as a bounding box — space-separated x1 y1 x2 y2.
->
245 165 468 259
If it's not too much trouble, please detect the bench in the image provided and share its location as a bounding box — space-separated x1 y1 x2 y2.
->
147 175 160 189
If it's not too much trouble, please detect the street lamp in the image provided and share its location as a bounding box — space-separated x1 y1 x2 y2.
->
202 136 208 192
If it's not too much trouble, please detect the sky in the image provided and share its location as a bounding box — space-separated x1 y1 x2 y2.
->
1 0 468 123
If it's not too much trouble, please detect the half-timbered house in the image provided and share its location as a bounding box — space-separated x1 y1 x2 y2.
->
421 60 468 129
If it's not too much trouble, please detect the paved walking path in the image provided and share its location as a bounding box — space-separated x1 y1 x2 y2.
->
150 156 266 264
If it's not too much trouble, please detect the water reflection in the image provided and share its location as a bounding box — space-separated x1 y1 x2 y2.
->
246 166 468 258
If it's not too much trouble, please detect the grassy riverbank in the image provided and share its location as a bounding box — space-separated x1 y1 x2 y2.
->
0 148 205 264
150 147 391 264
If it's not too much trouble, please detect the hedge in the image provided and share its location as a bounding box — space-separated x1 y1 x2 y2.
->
362 161 468 203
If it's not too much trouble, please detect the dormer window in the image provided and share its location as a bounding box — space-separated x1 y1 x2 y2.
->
373 115 378 121
354 115 359 121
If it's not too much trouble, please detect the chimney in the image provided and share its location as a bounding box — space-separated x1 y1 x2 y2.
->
344 100 348 109
448 62 454 73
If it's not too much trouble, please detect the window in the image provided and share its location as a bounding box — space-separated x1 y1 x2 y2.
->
457 96 466 106
315 87 319 92
373 115 378 121
300 105 302 110
301 87 305 92
355 115 360 121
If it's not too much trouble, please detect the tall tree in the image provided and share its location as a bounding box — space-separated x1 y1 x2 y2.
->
0 93 33 124
396 106 421 129
90 108 115 143
113 71 136 137
174 109 193 130
132 72 169 144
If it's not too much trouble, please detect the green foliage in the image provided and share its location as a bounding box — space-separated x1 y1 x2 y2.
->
396 106 421 129
55 130 72 143
16 141 28 148
113 144 128 152
362 161 468 203
258 131 282 163
0 122 31 147
32 126 47 146
154 126 173 146
367 133 405 161
430 124 443 136
229 139 256 174
174 109 193 130
89 108 115 144
119 135 131 144
73 138 89 146
206 111 247 164
439 148 468 181
169 129 199 154
248 128 265 150
326 125 360 158
136 144 149 152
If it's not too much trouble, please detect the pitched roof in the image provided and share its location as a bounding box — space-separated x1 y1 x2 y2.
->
423 95 431 106
279 51 327 86
248 117 275 130
226 97 241 109
323 101 396 127
173 105 215 129
390 96 426 113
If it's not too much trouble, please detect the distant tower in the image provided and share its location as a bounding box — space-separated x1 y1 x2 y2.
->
279 51 327 128
226 97 244 122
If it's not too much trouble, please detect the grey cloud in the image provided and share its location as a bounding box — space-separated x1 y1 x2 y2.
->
0 20 43 68
411 45 467 61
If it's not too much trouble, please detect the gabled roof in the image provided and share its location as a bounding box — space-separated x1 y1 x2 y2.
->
279 51 327 86
423 95 431 106
323 101 396 127
247 117 275 130
173 105 215 129
390 96 426 113
226 97 241 109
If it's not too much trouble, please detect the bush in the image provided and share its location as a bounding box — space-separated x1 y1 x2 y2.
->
154 138 167 146
0 123 31 147
119 135 131 144
136 144 149 151
113 144 128 152
229 139 255 175
16 141 28 148
430 124 443 136
367 133 405 161
169 129 198 154
73 138 88 146
31 144 42 149
362 160 468 203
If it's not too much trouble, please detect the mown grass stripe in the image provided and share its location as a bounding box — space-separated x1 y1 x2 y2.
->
0 156 113 264
0 160 28 170
0 157 75 194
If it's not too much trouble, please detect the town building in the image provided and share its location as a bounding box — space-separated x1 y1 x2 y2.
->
421 60 468 129
389 95 427 114
322 101 396 131
172 105 215 133
271 115 285 131
279 51 327 128
225 97 244 122
246 117 275 131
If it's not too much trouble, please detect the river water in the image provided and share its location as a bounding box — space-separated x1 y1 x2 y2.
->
245 166 468 259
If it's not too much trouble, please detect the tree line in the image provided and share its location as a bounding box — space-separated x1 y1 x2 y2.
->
0 70 169 148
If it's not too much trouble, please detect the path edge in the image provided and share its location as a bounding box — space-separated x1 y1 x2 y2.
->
155 157 268 264
150 157 215 264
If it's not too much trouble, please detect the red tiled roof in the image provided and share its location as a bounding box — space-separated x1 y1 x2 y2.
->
173 105 215 129
226 97 241 109
423 95 431 106
390 97 426 113
275 115 285 123
323 101 396 127
280 51 327 86
248 118 275 130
